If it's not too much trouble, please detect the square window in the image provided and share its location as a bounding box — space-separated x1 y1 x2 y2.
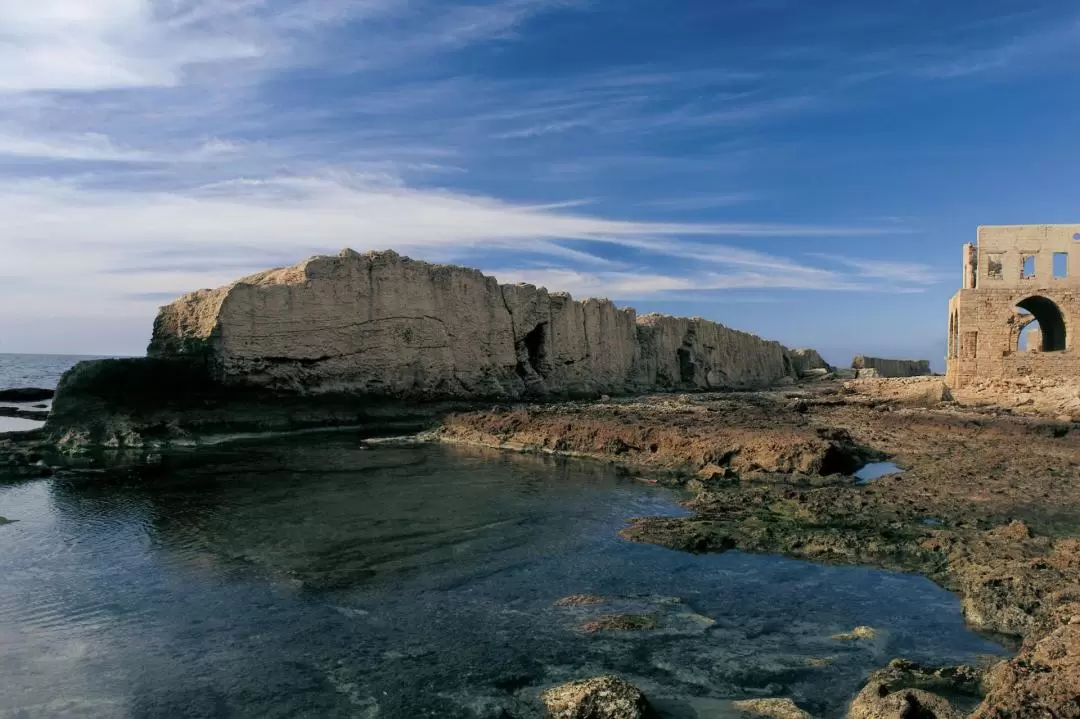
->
1021 255 1036 279
986 254 1003 278
1054 252 1068 278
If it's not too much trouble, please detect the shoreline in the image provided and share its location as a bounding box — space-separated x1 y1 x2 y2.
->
3 375 1079 715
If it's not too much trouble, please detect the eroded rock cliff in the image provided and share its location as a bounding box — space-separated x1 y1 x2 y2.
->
149 249 798 399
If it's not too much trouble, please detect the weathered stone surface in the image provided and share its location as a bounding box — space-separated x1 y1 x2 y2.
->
733 698 812 719
540 676 652 719
851 356 932 378
148 250 800 400
948 224 1080 388
788 348 831 377
847 659 980 719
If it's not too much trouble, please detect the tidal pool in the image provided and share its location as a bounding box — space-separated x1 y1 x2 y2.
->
0 438 1004 718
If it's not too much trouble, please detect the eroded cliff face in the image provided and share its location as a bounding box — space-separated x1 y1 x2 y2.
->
148 249 800 400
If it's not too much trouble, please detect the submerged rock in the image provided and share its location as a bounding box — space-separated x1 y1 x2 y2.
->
554 594 607 607
540 676 652 719
733 697 812 719
580 613 658 633
832 626 877 641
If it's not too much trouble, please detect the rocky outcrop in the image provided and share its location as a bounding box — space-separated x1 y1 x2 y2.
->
540 676 653 719
43 250 825 449
846 659 981 719
0 388 54 402
788 348 832 377
851 356 932 378
149 250 799 399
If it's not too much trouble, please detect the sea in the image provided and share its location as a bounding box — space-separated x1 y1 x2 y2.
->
0 354 1008 718
0 353 117 434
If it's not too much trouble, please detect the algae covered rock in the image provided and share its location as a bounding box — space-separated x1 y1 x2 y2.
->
733 697 812 719
540 676 652 719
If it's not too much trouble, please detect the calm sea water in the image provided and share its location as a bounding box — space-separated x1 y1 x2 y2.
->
0 353 118 433
0 436 1006 718
0 353 113 391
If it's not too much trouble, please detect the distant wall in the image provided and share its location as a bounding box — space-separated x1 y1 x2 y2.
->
851 355 932 378
149 249 808 399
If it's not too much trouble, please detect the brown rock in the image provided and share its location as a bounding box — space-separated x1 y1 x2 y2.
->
580 613 658 633
848 682 962 719
733 697 812 719
554 594 606 607
540 675 652 719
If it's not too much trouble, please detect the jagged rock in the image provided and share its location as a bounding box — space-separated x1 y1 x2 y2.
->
975 622 1080 718
0 388 54 402
847 659 981 719
149 250 800 399
789 348 831 376
540 676 652 719
848 684 962 719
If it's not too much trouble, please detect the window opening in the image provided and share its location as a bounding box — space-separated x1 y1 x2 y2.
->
1053 252 1068 278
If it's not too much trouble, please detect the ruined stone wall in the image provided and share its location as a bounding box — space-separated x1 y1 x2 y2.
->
947 287 1080 387
851 356 932 378
947 225 1080 387
149 249 800 399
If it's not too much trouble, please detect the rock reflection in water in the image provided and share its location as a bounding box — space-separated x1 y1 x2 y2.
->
1 438 1004 718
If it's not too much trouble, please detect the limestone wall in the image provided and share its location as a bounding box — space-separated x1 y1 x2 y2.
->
149 249 805 399
851 355 932 378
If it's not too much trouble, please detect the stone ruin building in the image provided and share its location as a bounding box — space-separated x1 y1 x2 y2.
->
947 224 1080 387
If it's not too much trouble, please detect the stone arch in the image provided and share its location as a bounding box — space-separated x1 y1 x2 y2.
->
1015 295 1067 352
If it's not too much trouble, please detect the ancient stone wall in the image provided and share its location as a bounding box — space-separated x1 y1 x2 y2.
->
851 356 932 378
149 249 801 399
947 225 1080 387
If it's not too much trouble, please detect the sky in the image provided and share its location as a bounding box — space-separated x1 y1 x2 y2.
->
2 1 1079 368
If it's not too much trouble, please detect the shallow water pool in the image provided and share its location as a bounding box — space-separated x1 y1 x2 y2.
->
0 438 1003 717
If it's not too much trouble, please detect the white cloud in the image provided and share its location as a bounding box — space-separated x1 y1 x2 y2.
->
0 173 928 333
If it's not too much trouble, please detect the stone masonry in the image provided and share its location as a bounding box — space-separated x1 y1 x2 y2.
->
947 224 1080 387
851 356 931 378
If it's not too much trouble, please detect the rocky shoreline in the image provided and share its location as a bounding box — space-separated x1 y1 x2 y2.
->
3 374 1078 716
3 248 1078 717
433 376 1080 717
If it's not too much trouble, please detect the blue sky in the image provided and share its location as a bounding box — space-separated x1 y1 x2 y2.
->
2 1 1079 367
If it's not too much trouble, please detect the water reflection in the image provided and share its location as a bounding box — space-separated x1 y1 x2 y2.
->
2 438 1004 718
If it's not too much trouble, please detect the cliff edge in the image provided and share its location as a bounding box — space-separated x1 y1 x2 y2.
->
44 249 827 448
149 249 802 398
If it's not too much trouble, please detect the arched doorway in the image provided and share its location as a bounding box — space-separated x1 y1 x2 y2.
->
1015 296 1067 352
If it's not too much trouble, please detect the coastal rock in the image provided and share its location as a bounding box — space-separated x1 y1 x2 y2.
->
733 697 812 719
848 683 962 719
148 250 799 400
0 388 54 402
540 676 652 719
975 622 1080 718
847 659 980 719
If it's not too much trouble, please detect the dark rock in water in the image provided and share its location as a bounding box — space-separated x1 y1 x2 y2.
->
0 388 54 402
44 357 469 451
540 675 653 719
0 407 50 421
